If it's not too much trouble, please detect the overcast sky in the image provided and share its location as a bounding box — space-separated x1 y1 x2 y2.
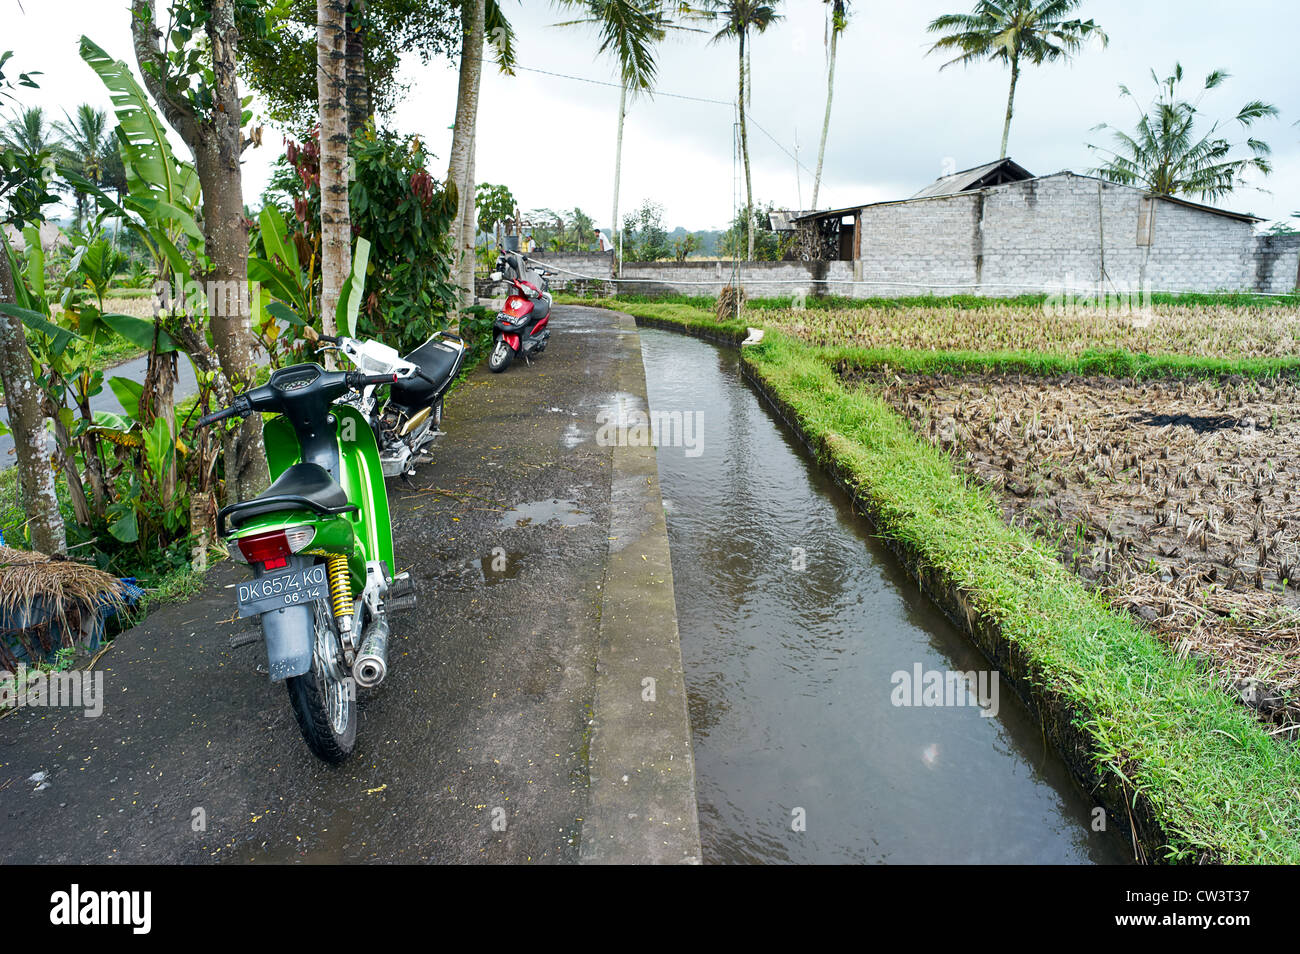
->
7 0 1299 231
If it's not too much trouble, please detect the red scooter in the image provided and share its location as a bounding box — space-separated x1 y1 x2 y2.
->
487 249 555 373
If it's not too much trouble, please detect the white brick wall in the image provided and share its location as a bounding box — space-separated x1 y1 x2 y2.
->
539 175 1300 300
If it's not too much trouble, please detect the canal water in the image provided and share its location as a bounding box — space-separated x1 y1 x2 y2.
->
638 328 1129 865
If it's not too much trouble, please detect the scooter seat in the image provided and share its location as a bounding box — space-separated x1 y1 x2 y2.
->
391 334 465 408
218 462 357 536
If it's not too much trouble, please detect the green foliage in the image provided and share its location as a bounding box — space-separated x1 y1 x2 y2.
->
620 198 671 261
475 182 516 240
718 202 791 261
0 54 58 230
1090 64 1279 201
238 0 460 132
524 207 597 253
263 125 458 352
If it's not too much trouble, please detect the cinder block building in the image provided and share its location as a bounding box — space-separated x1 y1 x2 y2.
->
792 158 1300 296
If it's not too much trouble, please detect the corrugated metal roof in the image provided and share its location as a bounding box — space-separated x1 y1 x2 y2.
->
911 158 1034 198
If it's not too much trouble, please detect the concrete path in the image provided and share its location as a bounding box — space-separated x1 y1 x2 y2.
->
0 305 699 864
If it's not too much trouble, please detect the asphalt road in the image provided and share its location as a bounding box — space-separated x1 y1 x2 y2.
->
0 351 199 469
0 305 647 863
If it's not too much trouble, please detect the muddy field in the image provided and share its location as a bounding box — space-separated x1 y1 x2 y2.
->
847 367 1300 730
773 303 1300 359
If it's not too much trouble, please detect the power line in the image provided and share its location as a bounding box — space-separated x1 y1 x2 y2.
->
516 62 819 210
513 64 732 107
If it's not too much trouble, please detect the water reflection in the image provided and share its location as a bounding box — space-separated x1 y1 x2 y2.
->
639 329 1130 865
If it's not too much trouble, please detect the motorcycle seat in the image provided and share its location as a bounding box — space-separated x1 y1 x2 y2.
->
218 462 358 536
391 334 466 408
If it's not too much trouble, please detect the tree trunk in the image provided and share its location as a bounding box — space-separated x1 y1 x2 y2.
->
611 79 627 270
142 346 178 510
812 23 839 210
318 0 351 344
0 247 65 555
460 130 477 309
73 387 108 517
205 0 269 498
344 0 371 136
445 0 485 323
738 30 754 261
131 0 270 499
1000 55 1019 159
50 401 92 528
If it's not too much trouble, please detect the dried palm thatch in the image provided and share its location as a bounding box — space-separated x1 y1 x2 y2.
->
0 547 127 672
717 285 746 323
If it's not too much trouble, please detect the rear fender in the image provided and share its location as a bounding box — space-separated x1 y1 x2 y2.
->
258 555 315 681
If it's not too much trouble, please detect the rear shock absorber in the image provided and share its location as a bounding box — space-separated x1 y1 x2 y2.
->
326 555 355 634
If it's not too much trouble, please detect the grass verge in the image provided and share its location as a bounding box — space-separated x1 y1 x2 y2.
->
607 296 1300 864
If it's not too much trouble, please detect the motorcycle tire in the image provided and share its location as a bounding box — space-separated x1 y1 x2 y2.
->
285 598 356 763
488 338 514 373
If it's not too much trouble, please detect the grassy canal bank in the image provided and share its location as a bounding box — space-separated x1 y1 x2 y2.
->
567 294 1300 864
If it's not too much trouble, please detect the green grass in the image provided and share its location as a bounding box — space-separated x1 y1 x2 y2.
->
606 295 1300 863
568 289 1300 313
572 295 1300 383
825 344 1300 381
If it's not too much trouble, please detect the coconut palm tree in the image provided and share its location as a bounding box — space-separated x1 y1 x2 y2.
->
926 0 1107 159
706 0 782 260
1 105 60 156
1090 64 1278 202
811 0 849 210
553 1 686 267
54 104 112 231
318 0 351 342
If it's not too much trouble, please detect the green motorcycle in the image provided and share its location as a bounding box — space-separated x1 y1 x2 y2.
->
199 362 420 762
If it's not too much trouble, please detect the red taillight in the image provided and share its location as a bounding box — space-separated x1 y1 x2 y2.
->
237 530 292 568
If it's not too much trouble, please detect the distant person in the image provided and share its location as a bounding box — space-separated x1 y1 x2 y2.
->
596 229 614 253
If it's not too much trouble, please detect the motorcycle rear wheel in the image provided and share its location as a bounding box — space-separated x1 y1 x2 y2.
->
488 337 514 373
285 598 356 763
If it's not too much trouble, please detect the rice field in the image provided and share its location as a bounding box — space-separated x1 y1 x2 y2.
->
769 302 1300 359
847 366 1300 732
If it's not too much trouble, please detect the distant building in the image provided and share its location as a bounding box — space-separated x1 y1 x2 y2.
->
2 221 69 254
786 158 1299 296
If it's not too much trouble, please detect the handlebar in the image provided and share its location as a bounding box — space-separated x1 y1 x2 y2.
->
197 396 250 429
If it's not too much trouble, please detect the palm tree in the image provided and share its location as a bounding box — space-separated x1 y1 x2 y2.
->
706 0 782 260
926 0 1107 159
446 0 515 318
2 105 60 155
54 104 111 231
318 0 351 343
553 1 679 268
1090 64 1278 202
811 0 849 210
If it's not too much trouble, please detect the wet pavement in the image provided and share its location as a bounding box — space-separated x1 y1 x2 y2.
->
0 305 650 863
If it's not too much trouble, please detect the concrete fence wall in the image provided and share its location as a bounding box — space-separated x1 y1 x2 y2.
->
530 173 1298 300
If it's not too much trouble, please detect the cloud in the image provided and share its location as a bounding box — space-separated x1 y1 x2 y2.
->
8 0 1297 230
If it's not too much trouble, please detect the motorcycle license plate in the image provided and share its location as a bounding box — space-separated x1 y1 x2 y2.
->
236 564 329 618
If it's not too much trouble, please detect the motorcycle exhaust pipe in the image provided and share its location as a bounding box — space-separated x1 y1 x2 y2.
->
353 617 390 688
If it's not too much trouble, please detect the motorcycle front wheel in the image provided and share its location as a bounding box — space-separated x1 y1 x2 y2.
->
488 337 514 373
285 598 356 763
